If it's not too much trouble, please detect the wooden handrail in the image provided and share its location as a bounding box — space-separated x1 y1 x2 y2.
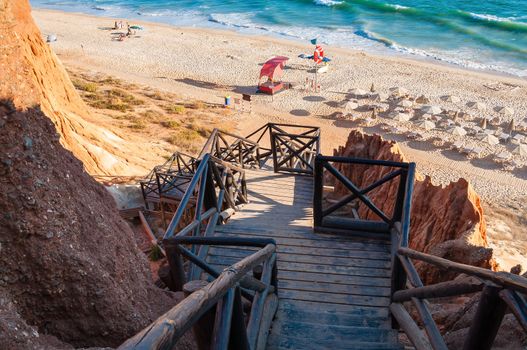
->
393 247 527 350
118 244 276 350
398 247 527 294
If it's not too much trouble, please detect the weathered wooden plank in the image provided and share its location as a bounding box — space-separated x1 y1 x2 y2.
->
215 231 391 252
270 321 398 344
208 258 390 278
208 249 391 269
278 279 391 297
274 307 390 329
208 245 391 261
277 289 390 307
275 270 391 287
216 226 391 246
267 335 402 350
280 299 390 318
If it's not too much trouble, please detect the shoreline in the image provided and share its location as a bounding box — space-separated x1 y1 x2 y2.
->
30 8 527 271
32 7 527 83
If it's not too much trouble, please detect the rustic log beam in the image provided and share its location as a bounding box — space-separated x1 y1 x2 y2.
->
499 289 527 332
255 293 279 350
119 244 275 350
211 288 235 350
247 254 276 349
229 287 250 350
399 247 527 294
411 297 448 350
184 280 215 350
463 285 508 350
165 245 186 291
398 253 424 288
390 303 433 350
393 280 484 302
138 211 165 256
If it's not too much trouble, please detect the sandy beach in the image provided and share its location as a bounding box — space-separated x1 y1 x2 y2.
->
32 9 527 269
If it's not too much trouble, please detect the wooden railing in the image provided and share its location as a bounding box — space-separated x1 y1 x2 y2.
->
162 154 248 246
119 237 278 350
391 244 527 350
313 155 415 235
246 123 320 175
199 129 264 169
140 151 197 207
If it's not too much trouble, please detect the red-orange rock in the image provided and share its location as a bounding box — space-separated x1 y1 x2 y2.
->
332 131 493 283
0 0 147 175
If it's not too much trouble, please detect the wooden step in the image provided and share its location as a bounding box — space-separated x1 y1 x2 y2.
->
267 321 400 349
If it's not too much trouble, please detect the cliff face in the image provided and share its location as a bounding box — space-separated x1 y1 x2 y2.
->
333 131 493 283
0 0 144 175
0 1 176 348
0 102 177 348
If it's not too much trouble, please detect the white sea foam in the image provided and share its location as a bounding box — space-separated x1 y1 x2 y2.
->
388 4 409 11
468 12 519 23
313 0 344 7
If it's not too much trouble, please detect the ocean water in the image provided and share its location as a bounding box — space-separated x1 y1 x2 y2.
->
30 0 527 77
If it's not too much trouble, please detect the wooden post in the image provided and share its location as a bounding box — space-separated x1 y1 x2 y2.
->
165 244 186 291
392 169 407 223
462 285 508 350
270 132 279 173
229 287 250 350
184 280 215 350
313 155 324 228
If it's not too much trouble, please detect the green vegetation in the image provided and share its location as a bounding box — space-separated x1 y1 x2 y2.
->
161 120 181 129
165 104 186 115
129 119 147 130
149 245 163 261
139 109 164 121
72 79 98 93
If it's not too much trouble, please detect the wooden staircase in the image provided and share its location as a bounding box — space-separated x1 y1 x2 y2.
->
207 169 402 350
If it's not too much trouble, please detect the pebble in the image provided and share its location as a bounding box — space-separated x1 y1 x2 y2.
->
23 136 33 150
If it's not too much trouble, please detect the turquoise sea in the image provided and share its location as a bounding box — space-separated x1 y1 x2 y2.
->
30 0 527 77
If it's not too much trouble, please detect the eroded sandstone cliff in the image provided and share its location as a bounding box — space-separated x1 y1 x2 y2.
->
0 0 146 175
332 131 494 283
0 1 179 348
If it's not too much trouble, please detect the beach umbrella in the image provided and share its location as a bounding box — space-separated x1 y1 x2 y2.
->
496 151 512 161
441 95 461 103
399 100 413 108
422 105 442 115
467 101 487 111
344 100 359 112
416 120 435 130
370 93 388 102
512 134 526 144
480 118 487 129
477 134 499 145
370 83 376 93
389 87 409 96
416 95 430 104
452 140 464 150
391 113 411 122
497 106 514 115
349 88 368 97
130 25 144 30
449 126 467 137
512 144 527 157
